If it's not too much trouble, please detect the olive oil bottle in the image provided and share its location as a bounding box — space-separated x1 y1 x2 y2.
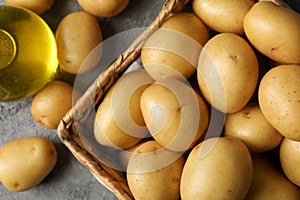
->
0 5 58 101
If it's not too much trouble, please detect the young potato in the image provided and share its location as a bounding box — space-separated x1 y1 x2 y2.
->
31 80 81 129
245 154 300 200
244 1 300 64
192 0 255 35
140 77 209 152
77 0 129 17
127 140 185 200
197 33 259 113
141 12 209 81
56 11 103 74
224 102 283 153
258 65 300 141
94 69 153 150
280 138 300 187
5 0 55 14
0 137 57 192
180 137 253 200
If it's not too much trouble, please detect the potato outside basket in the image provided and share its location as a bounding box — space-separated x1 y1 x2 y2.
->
57 0 190 199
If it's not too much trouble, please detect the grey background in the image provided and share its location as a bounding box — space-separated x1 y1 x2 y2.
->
0 0 164 199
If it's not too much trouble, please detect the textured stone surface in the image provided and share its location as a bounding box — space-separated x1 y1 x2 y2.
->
0 0 164 199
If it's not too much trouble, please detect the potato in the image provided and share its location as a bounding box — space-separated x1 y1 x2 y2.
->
197 33 259 113
224 102 283 153
0 137 57 192
127 140 185 200
244 1 300 64
279 138 300 187
31 80 81 129
180 137 253 200
140 77 209 152
192 0 255 35
141 12 209 80
258 65 300 141
94 69 153 150
245 154 300 200
56 11 103 74
5 0 55 14
77 0 129 17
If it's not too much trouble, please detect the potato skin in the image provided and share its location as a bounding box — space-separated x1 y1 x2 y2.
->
78 0 129 17
31 81 81 129
245 154 300 200
192 0 255 35
141 12 209 80
180 137 253 200
0 137 57 192
197 33 259 113
258 65 300 141
5 0 55 14
127 141 185 200
94 70 153 149
140 78 208 152
280 138 300 187
56 11 103 74
224 102 283 153
244 1 300 64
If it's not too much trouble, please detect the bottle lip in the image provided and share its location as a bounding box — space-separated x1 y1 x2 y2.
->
0 29 16 70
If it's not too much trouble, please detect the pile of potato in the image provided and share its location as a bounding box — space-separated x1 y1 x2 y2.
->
92 0 300 200
1 0 299 199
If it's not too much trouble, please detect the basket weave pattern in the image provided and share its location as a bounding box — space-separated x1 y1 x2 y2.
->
57 0 190 199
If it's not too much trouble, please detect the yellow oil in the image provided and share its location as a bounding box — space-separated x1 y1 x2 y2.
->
0 5 58 101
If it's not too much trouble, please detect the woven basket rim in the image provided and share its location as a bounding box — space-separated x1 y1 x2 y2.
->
57 0 190 199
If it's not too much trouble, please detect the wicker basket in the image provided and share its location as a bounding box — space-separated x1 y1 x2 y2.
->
57 0 190 199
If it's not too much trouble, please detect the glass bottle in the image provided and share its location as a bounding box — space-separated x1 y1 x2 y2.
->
0 5 58 101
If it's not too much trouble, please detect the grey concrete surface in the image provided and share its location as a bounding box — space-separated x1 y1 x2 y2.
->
0 0 164 199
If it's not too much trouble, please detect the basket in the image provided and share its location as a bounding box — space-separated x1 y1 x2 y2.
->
57 0 190 199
